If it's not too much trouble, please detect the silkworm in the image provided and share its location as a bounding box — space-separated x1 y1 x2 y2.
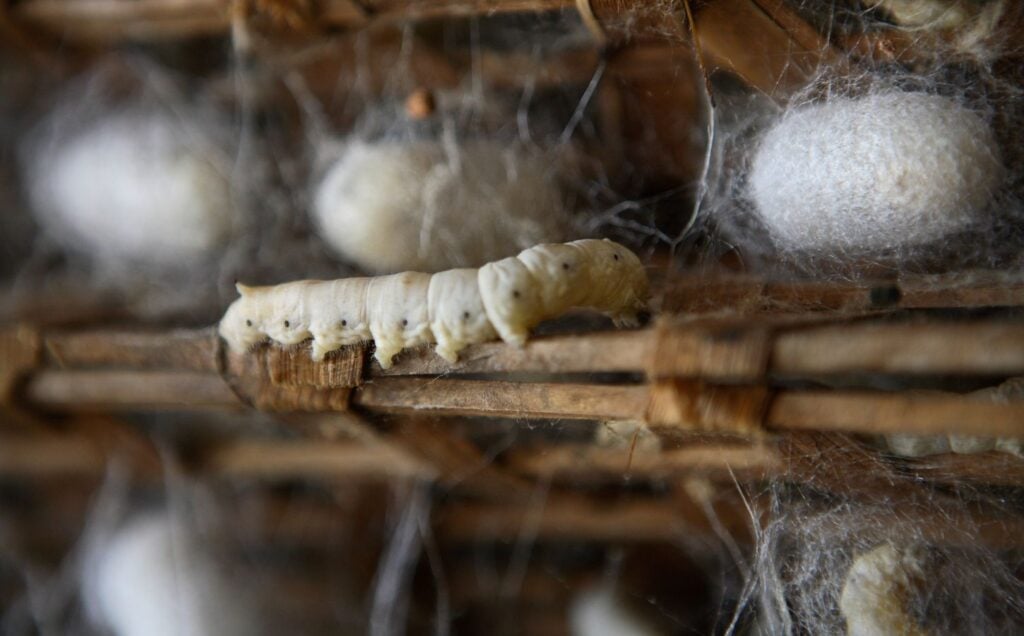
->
219 239 648 369
427 268 497 364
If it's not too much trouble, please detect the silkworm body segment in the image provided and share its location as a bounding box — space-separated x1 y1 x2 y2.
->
427 269 497 363
219 239 648 368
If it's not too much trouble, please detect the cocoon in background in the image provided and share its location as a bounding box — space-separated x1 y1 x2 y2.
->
25 108 236 270
82 512 261 636
312 138 570 273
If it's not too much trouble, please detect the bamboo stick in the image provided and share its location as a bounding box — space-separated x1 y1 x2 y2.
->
353 378 650 420
503 442 780 482
43 328 219 372
772 322 1024 376
203 439 435 480
25 370 241 411
769 391 1024 439
36 318 1024 380
0 434 106 477
12 0 576 42
376 329 651 376
662 272 1024 315
436 491 755 544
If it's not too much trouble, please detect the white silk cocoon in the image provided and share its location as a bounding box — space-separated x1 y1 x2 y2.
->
84 513 259 636
312 138 568 273
27 110 235 268
748 91 1003 254
570 583 662 636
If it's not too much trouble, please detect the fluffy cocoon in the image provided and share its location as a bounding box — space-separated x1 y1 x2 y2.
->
747 91 1003 255
839 544 926 636
83 513 259 636
27 110 234 268
312 139 568 273
570 582 662 636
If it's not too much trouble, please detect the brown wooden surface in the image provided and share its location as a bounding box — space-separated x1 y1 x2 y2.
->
14 0 228 41
662 272 1024 315
694 0 830 100
0 325 40 403
647 380 769 433
773 322 1024 376
266 343 365 388
648 320 771 380
0 433 106 477
436 491 755 544
25 370 241 411
353 378 650 420
203 439 434 480
11 0 590 42
902 452 1024 488
376 330 651 376
769 391 1024 438
34 319 1024 380
43 328 219 372
504 441 780 482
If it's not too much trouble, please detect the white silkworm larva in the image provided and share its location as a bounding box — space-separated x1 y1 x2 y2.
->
365 271 433 368
427 268 497 363
218 239 648 367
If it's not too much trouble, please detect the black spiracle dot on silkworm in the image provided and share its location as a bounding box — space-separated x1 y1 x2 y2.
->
512 290 520 298
463 311 470 320
613 253 620 261
340 319 347 326
245 320 252 327
401 319 408 326
284 320 290 327
562 262 570 270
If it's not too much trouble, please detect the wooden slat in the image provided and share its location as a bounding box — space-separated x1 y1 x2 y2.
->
12 0 578 42
773 322 1024 376
14 0 229 41
648 321 770 380
265 343 364 388
0 434 105 477
0 325 40 403
204 439 434 480
354 378 649 420
750 0 833 53
224 346 354 412
646 380 768 433
25 370 240 411
901 274 1024 308
377 330 651 376
769 391 1024 438
35 319 1024 380
43 328 219 372
662 273 1024 315
905 452 1024 488
694 0 831 100
504 442 780 481
436 491 755 544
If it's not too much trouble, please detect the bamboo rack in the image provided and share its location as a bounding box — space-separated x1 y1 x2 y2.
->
1 274 1021 506
18 315 1024 435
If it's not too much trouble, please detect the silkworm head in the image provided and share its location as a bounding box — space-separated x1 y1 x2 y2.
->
218 286 265 352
